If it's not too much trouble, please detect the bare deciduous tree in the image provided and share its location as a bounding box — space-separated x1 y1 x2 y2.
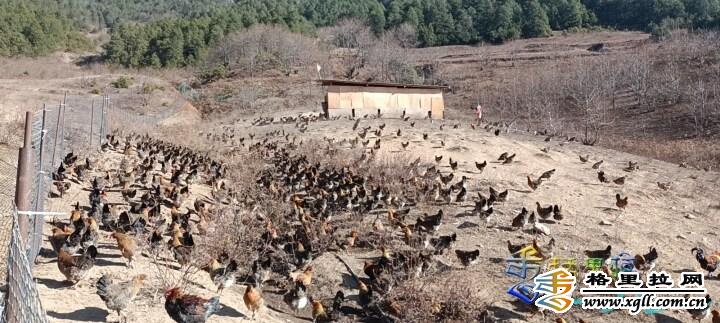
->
320 19 375 79
688 80 713 137
388 23 418 48
205 25 324 78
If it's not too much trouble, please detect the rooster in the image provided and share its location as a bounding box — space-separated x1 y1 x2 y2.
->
164 287 221 323
691 247 720 277
634 247 659 272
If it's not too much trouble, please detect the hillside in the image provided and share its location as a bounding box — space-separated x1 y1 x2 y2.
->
190 30 720 169
3 0 720 65
0 29 717 323
31 96 720 322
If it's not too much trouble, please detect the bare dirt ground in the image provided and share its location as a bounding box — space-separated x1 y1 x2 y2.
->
32 108 720 322
36 148 287 323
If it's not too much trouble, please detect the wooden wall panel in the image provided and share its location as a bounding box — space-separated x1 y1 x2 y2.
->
397 94 410 109
327 92 340 109
351 92 363 109
432 97 444 118
420 96 431 109
339 93 352 108
326 87 444 119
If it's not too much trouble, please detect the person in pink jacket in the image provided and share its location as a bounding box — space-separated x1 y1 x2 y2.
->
475 104 483 125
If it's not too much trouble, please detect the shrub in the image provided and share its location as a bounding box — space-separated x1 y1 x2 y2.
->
111 76 131 89
141 82 164 94
649 23 670 42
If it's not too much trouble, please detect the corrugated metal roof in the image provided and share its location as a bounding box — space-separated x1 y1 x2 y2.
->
316 79 449 90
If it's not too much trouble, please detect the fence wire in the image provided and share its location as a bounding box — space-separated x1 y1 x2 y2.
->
3 214 48 323
0 155 17 285
1 92 183 322
1 95 107 322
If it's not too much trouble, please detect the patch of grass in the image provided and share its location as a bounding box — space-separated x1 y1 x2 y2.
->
141 82 164 94
111 76 132 89
604 136 720 170
0 115 25 147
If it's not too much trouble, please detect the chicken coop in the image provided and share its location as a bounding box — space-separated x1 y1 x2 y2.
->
317 79 448 119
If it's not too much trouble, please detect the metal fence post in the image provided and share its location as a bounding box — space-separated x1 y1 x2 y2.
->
90 100 94 148
50 103 62 170
59 103 66 162
34 108 46 213
14 112 33 247
105 96 110 138
99 96 106 145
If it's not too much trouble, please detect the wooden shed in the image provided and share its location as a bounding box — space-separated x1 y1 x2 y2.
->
318 79 448 119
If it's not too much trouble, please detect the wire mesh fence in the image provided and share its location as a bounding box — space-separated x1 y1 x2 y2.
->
24 97 109 263
3 213 48 323
0 154 18 285
0 94 108 323
0 91 186 322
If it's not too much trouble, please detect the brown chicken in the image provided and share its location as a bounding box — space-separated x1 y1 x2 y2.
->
290 266 314 287
340 231 358 250
312 300 330 322
49 227 71 254
615 193 628 210
169 232 194 267
57 245 97 284
657 181 672 191
164 287 221 323
70 202 82 222
527 176 541 191
243 285 263 320
111 232 137 268
96 274 146 323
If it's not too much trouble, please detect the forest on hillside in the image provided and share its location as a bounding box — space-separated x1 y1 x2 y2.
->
1 0 719 65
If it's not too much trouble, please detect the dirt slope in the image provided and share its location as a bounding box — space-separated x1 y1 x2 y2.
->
247 116 720 322
36 148 289 323
32 109 720 322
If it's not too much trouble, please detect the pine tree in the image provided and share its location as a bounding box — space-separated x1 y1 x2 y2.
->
418 24 437 46
369 4 386 34
523 0 552 38
426 0 456 45
490 0 522 43
454 9 475 43
386 1 404 26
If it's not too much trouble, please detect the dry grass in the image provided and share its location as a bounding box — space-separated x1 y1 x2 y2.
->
0 114 25 147
444 30 720 169
603 136 720 170
385 273 491 322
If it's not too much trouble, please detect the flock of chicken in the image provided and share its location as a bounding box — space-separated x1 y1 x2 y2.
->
49 135 238 322
43 114 720 323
